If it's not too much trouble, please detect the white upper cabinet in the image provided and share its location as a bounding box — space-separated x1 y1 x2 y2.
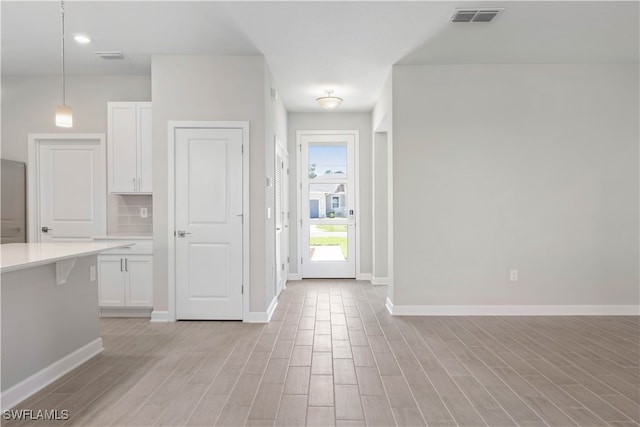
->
107 102 152 194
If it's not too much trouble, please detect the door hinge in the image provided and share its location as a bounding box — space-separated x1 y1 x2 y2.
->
281 162 284 169
242 285 244 294
287 256 290 263
282 263 285 271
241 145 244 154
299 145 302 152
301 257 303 265
287 168 289 175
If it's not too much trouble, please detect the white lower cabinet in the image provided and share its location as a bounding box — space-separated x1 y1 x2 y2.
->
95 238 153 317
98 255 153 307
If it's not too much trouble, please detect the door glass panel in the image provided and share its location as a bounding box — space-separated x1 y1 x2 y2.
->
309 184 348 219
309 225 348 261
308 144 347 179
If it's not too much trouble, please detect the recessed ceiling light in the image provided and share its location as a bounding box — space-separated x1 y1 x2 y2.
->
73 34 91 44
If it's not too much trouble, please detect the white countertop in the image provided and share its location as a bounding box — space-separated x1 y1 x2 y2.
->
1 242 133 273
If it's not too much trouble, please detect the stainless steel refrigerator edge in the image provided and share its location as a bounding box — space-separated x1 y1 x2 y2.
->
1 159 27 243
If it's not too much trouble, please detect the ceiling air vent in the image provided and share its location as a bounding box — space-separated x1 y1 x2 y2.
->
95 51 124 60
451 9 503 23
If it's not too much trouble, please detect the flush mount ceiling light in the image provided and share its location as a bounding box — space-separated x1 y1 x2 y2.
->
316 90 343 111
55 0 72 127
73 34 91 44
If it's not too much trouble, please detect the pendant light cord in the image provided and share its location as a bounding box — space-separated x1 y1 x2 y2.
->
60 0 66 106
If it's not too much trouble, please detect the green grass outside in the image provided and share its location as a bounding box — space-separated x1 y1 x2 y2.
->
310 236 348 258
314 225 347 232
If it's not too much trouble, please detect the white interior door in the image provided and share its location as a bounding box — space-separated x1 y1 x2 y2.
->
275 139 289 296
37 138 106 242
299 133 356 278
175 127 243 320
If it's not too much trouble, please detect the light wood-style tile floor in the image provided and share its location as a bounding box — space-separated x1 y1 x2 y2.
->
7 280 640 426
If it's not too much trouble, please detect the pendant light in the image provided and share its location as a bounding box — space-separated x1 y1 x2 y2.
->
55 0 72 127
316 90 343 111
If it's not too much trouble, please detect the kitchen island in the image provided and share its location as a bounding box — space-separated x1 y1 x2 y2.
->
1 242 133 410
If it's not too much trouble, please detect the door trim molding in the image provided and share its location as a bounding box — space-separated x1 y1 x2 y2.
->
27 133 106 243
295 130 360 278
167 121 250 322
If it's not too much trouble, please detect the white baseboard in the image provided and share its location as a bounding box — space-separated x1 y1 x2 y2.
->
1 338 103 411
100 308 152 318
244 297 278 323
356 273 372 281
267 296 278 321
288 273 302 281
385 297 394 315
371 276 389 286
388 304 640 316
150 310 170 322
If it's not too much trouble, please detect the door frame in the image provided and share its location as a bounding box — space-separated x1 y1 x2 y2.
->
167 121 250 322
296 130 360 278
27 133 106 243
275 136 289 296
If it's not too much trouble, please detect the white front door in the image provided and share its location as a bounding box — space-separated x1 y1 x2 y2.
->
37 138 106 242
299 132 356 278
175 127 243 320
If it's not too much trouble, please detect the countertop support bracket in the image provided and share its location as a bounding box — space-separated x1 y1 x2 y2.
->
56 258 77 285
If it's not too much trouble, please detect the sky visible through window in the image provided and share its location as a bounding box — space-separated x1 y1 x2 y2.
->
309 145 347 178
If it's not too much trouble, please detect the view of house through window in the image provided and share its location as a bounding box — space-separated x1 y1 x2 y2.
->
308 144 348 262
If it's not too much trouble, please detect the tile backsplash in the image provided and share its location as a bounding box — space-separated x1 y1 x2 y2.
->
107 195 152 235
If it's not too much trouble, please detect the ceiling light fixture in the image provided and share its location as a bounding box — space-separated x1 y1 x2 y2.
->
73 34 91 44
316 90 343 111
55 0 72 127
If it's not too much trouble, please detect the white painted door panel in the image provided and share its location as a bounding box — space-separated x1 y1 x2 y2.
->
175 128 243 320
275 141 289 295
108 104 138 193
126 256 153 307
38 141 106 242
98 256 125 306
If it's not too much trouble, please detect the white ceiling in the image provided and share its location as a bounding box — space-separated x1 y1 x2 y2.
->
2 1 638 112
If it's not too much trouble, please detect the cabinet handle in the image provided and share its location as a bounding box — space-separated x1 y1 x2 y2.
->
120 258 123 272
133 177 136 192
125 258 128 272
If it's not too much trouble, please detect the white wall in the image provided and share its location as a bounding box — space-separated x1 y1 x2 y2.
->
1 75 150 161
1 75 151 234
151 55 274 315
287 112 372 277
372 73 393 288
392 64 639 308
264 67 288 307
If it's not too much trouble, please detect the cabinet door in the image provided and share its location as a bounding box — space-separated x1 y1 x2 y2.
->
98 256 125 306
137 103 153 193
108 103 138 193
125 256 153 307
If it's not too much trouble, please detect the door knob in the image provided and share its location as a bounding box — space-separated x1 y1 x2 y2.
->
176 230 191 238
41 226 53 233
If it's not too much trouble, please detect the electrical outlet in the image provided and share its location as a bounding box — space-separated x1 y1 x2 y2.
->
140 207 148 218
509 269 518 282
90 266 96 282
